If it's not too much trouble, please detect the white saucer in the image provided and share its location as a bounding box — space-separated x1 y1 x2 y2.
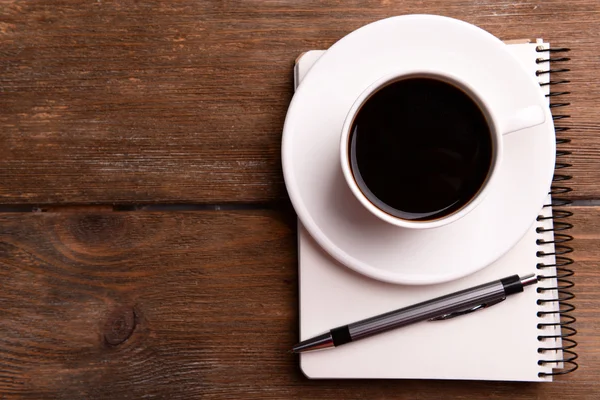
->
282 15 556 285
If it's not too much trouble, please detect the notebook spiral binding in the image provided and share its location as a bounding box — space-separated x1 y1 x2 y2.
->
534 45 578 377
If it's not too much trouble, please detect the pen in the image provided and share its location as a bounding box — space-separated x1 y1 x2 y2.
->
292 274 538 353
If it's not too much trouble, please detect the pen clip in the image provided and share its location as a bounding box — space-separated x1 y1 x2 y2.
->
428 297 506 321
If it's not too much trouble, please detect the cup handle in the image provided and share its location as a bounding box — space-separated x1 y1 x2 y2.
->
500 105 546 135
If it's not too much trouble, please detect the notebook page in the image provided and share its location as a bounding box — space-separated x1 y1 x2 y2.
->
299 221 545 380
296 42 558 381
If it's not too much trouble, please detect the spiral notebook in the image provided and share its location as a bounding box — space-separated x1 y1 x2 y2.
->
295 39 576 381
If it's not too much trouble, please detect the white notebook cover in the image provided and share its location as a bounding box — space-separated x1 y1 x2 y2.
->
296 40 561 382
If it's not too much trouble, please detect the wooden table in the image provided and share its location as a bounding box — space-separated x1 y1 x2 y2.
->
1 1 599 399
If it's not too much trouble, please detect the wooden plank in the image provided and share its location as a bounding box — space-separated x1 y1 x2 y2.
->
0 207 598 398
1 1 599 204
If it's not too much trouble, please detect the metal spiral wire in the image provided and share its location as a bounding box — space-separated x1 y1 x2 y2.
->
534 46 578 377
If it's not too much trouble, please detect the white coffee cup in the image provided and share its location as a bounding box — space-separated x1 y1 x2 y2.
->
339 70 546 230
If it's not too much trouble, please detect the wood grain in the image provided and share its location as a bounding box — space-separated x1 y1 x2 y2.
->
0 207 598 399
1 0 599 204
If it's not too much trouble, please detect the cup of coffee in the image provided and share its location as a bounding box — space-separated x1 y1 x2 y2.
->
340 70 546 229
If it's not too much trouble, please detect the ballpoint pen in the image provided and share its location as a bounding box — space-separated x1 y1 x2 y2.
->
292 274 538 353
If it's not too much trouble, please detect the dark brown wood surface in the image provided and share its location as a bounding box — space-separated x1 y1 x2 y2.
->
1 0 599 203
0 208 597 399
1 1 600 399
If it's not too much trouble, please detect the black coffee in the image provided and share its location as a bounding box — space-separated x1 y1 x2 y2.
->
349 77 493 221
